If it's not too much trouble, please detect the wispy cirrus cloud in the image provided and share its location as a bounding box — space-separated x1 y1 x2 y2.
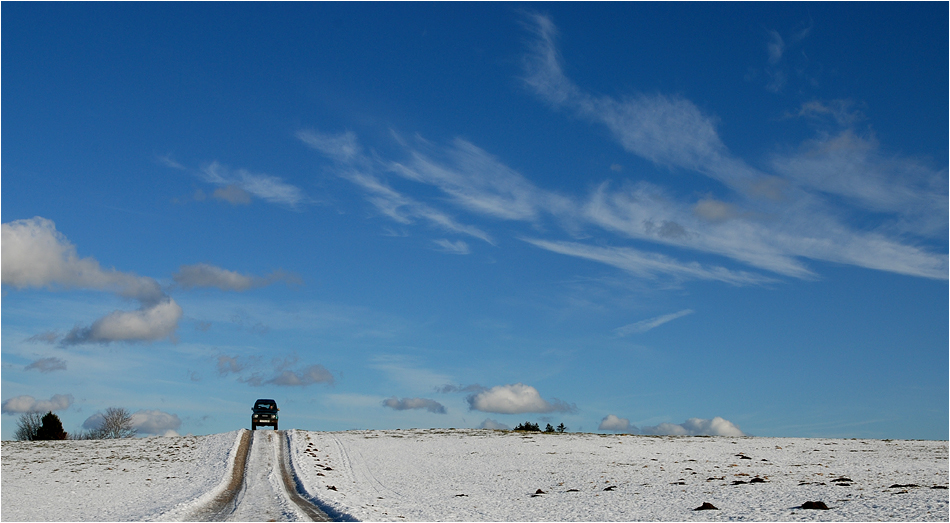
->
201 161 308 208
298 129 495 245
293 14 945 286
615 309 695 337
519 13 947 281
432 239 470 255
523 239 775 286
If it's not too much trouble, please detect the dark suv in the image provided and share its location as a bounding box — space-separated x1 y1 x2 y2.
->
251 399 279 430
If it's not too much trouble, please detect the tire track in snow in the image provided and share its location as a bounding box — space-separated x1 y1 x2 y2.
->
185 430 330 522
328 433 407 503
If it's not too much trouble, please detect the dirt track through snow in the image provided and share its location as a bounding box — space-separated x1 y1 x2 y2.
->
185 430 330 522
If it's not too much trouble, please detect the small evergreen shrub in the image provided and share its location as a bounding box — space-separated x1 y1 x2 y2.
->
35 412 68 440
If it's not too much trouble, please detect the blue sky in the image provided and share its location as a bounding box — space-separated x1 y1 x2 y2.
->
2 3 946 441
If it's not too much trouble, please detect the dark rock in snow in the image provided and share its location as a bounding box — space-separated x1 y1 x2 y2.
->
888 483 920 489
603 485 617 491
801 501 830 510
694 502 719 511
749 477 767 483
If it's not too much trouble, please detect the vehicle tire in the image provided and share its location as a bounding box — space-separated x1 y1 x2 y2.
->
251 424 256 430
275 423 278 431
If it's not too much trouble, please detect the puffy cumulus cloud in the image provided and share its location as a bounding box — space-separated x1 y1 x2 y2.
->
172 263 301 291
382 397 447 414
478 418 511 430
2 217 183 345
641 417 745 437
81 412 106 430
25 357 67 373
1 394 74 414
62 298 183 345
598 414 635 433
467 383 575 415
265 365 335 387
130 409 182 436
1 217 164 303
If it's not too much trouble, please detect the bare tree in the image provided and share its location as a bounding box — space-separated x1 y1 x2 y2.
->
14 412 43 441
91 407 137 439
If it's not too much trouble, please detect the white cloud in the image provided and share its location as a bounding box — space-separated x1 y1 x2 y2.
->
216 355 246 376
212 184 252 205
467 383 575 414
201 161 307 207
265 364 335 387
299 130 496 245
433 239 470 255
770 128 949 236
172 263 300 291
598 414 634 432
641 417 745 437
24 357 67 373
2 217 186 344
478 418 511 430
130 409 182 436
615 309 694 337
524 239 775 286
382 397 447 414
1 394 74 414
520 14 948 282
296 129 362 162
766 30 784 65
81 412 106 430
1 217 164 303
389 138 571 223
62 298 183 345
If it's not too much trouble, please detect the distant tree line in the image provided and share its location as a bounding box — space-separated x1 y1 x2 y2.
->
513 421 567 433
14 407 137 441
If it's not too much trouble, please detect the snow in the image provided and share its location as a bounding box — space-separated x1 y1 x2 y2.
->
2 428 947 522
1 430 239 521
287 429 949 522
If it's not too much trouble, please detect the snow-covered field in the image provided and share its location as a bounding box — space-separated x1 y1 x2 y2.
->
2 428 947 521
0 430 240 521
